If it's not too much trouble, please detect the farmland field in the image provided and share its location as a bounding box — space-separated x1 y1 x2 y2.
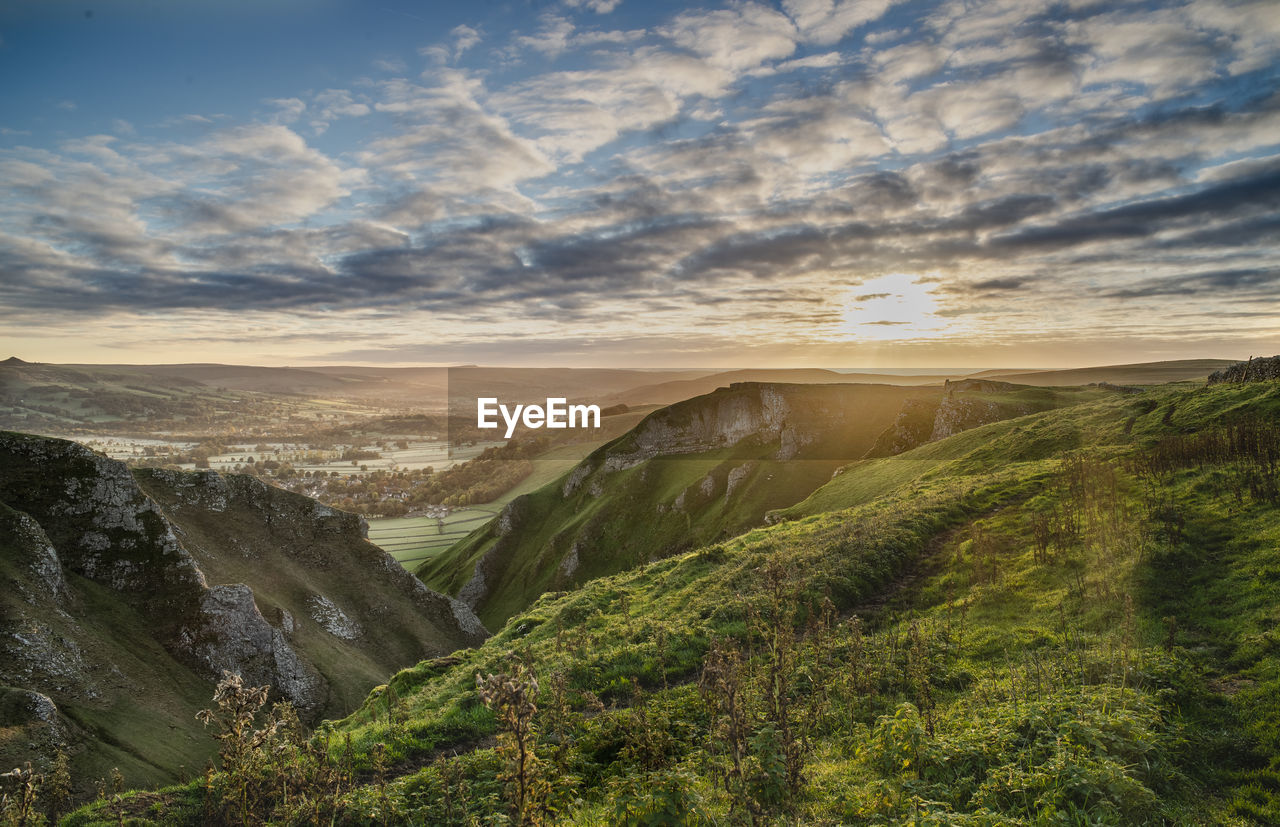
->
365 508 499 567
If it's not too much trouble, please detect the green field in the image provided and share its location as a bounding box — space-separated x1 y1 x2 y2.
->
367 416 653 568
365 508 500 567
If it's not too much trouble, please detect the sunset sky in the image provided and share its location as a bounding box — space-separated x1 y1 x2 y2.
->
1 0 1277 368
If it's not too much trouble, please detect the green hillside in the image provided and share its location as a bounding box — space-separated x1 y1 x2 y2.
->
0 434 484 805
418 382 942 629
59 375 1280 824
420 380 1105 631
782 382 1117 518
61 375 1280 824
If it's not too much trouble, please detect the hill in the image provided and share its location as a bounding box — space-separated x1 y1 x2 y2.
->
993 358 1236 386
61 368 1280 825
419 380 1100 631
0 433 484 800
418 382 936 629
607 368 952 407
0 359 375 436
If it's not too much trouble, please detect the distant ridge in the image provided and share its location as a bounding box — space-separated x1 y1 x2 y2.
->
992 359 1236 386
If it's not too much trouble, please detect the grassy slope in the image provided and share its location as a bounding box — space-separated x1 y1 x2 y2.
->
327 379 1280 823
0 501 218 797
134 471 481 720
417 383 936 629
65 378 1280 825
781 385 1114 518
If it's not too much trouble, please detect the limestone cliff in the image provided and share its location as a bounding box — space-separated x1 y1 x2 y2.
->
422 382 934 629
0 431 485 795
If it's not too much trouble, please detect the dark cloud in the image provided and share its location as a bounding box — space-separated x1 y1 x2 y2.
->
989 164 1280 252
970 278 1027 291
1103 267 1280 299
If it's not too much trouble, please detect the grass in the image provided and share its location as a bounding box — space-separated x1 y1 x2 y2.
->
420 382 1119 632
367 508 500 567
52 377 1280 824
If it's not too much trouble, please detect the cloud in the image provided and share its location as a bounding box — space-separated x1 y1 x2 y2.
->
1103 267 1280 299
308 89 370 133
452 24 482 57
491 48 735 163
989 163 1280 252
373 56 407 73
564 0 622 14
970 277 1027 291
661 3 797 72
266 97 306 124
784 0 901 45
515 16 577 58
1 0 1278 361
362 74 554 213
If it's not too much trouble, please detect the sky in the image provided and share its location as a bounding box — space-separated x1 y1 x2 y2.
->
1 0 1278 369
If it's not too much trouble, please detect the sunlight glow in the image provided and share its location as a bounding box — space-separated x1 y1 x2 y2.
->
838 274 950 341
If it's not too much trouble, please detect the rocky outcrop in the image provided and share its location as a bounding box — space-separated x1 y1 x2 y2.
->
869 397 940 456
189 585 327 711
0 688 67 761
930 396 1016 441
1208 355 1280 385
0 434 324 709
600 383 818 471
869 381 1043 456
430 382 931 630
726 463 755 498
0 431 487 791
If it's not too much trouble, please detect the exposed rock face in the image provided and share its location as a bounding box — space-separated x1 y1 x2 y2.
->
0 430 487 793
930 396 1013 442
9 510 68 604
601 383 813 471
0 435 226 664
870 397 939 456
562 464 592 497
725 463 754 498
308 594 363 641
557 542 581 584
0 688 66 760
428 382 932 630
455 496 529 620
869 381 1040 456
192 585 326 710
1208 355 1280 385
1 436 207 607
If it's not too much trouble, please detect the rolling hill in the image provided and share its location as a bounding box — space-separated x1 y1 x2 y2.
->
992 358 1236 386
59 362 1280 825
0 433 484 799
419 379 1111 630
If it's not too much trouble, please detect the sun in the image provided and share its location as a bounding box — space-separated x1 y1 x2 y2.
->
838 273 949 340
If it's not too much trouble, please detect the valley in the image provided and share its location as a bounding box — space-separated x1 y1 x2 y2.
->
2 356 1276 824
